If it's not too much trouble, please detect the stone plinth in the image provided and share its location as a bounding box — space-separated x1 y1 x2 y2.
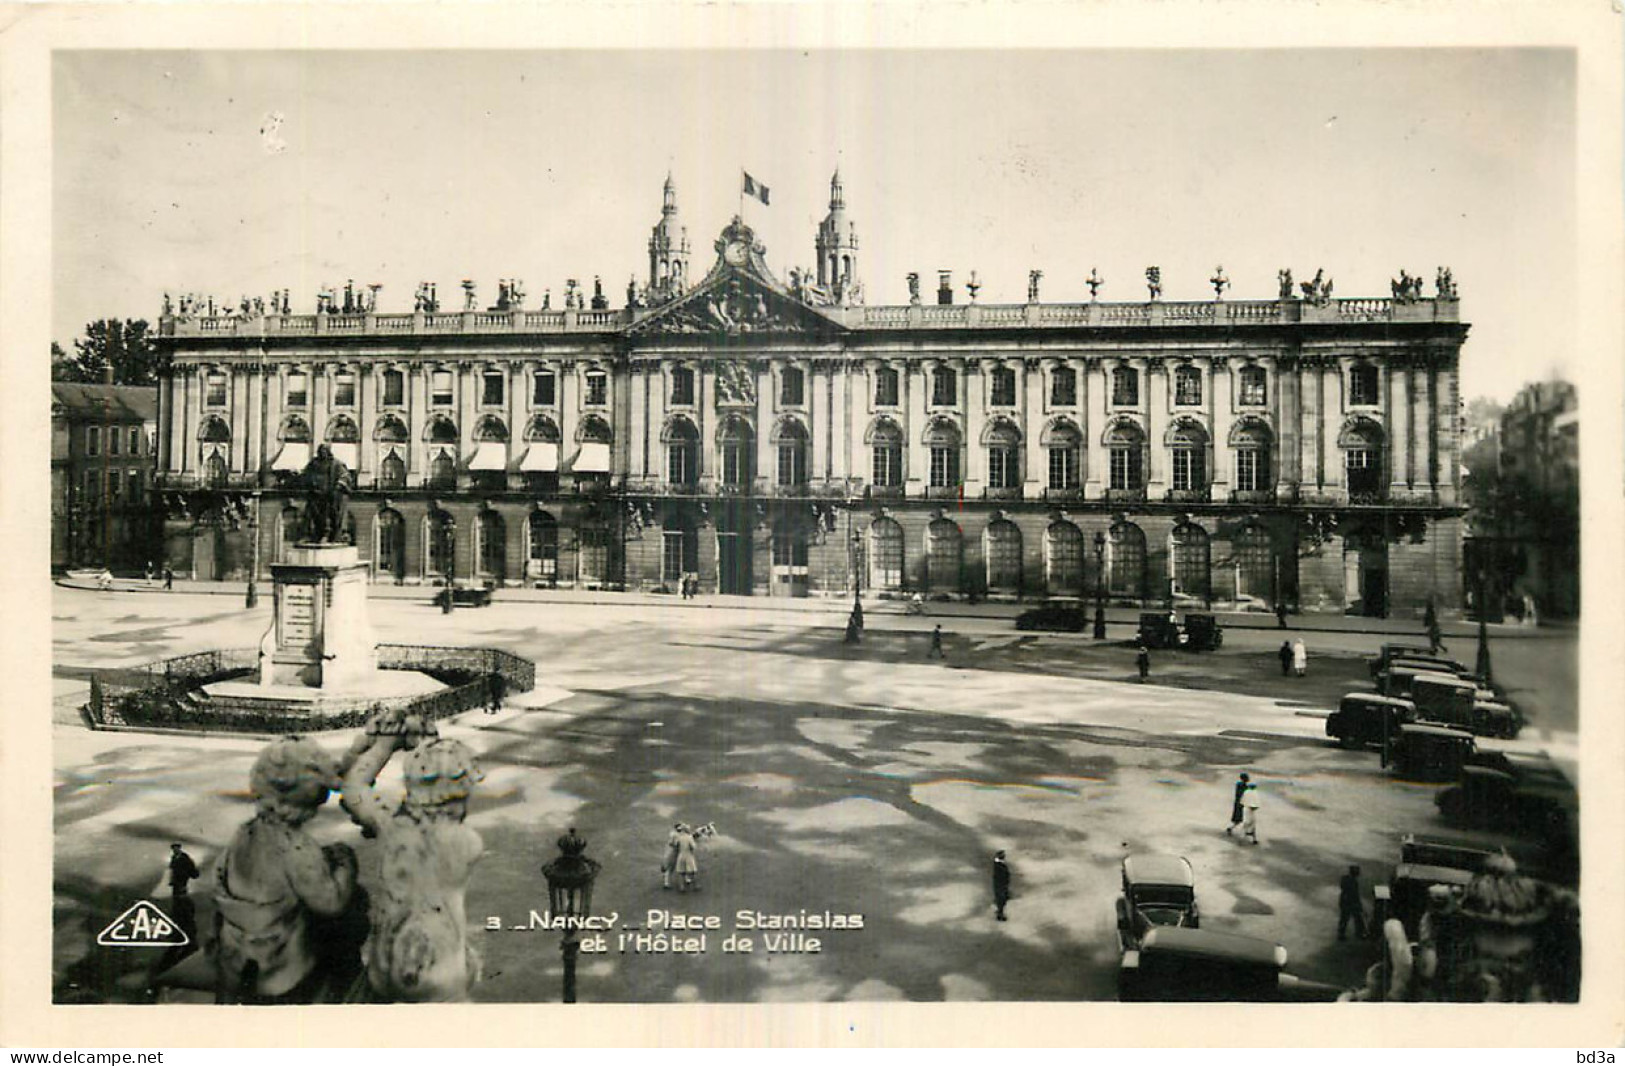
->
258 543 379 690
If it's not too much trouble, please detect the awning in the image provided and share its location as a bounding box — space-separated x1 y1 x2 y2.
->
574 442 611 473
520 442 560 472
329 442 359 470
271 442 311 472
468 440 508 472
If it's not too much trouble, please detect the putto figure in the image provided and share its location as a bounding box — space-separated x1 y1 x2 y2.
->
341 708 485 1002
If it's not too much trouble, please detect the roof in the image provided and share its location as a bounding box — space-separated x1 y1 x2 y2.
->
51 383 157 422
1123 855 1195 888
1139 925 1286 968
1398 723 1475 739
1340 693 1414 710
1393 863 1476 886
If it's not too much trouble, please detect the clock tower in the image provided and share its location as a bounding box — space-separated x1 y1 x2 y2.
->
647 171 691 304
815 168 862 305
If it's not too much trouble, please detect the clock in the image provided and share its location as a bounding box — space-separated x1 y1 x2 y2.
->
723 240 748 267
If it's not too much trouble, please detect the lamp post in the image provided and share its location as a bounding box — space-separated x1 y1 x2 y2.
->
850 520 864 624
541 828 601 1004
441 515 456 614
1474 565 1494 685
245 491 261 608
1093 530 1107 639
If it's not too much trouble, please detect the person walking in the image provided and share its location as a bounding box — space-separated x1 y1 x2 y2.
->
486 671 505 715
661 823 684 890
673 823 701 892
928 624 945 659
1240 782 1262 844
1426 617 1447 655
1225 772 1250 835
1291 637 1307 678
167 842 199 903
991 850 1012 922
1277 640 1293 677
163 565 174 591
1136 642 1150 681
1338 864 1369 941
1276 601 1289 629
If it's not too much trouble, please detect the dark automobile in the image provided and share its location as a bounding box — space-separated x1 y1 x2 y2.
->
1114 855 1198 952
1470 697 1524 740
1378 664 1461 700
1137 612 1183 650
1411 674 1479 730
1325 693 1415 750
1368 642 1434 679
1436 761 1577 841
1014 603 1088 632
1375 862 1476 937
1399 833 1499 873
1390 723 1476 781
1183 613 1224 651
1118 926 1342 1002
1387 654 1473 677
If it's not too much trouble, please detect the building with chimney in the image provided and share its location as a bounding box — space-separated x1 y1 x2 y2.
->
151 173 1467 615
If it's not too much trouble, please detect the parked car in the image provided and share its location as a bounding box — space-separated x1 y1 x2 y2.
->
1114 855 1199 953
1399 833 1499 874
1368 642 1435 679
1375 862 1476 938
1387 653 1473 677
1326 693 1415 750
1436 760 1577 842
1470 698 1524 739
1390 723 1476 781
1137 612 1183 650
1117 926 1341 1002
1014 603 1088 632
1378 664 1461 700
1411 673 1479 730
1183 613 1224 651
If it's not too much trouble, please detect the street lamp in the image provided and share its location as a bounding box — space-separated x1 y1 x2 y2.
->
541 828 601 1004
1093 530 1107 639
440 516 455 614
245 491 261 608
1474 566 1494 685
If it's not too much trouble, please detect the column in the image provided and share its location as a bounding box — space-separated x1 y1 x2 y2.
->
755 360 773 490
407 365 427 479
809 363 827 482
1023 359 1045 492
229 367 246 474
506 361 522 473
310 363 330 452
1211 359 1233 497
179 367 195 475
905 359 929 492
458 362 477 472
358 363 377 482
244 367 262 476
1084 359 1107 495
830 360 849 483
1388 359 1410 492
1298 359 1319 490
963 360 985 494
1145 359 1166 495
1273 357 1297 496
265 366 285 482
1320 361 1341 489
1437 357 1459 503
628 364 647 480
558 363 578 466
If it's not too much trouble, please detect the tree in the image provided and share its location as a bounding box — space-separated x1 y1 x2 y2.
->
52 318 164 385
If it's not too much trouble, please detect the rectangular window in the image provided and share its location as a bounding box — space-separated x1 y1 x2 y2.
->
1048 447 1078 490
929 446 960 488
780 368 805 406
1175 368 1203 406
431 369 454 406
1050 368 1077 406
872 445 901 487
108 471 121 499
129 427 142 454
874 367 899 407
383 369 405 406
206 372 228 407
722 443 748 486
1350 365 1380 406
85 470 100 501
1112 368 1139 407
990 368 1016 407
287 372 308 407
1172 448 1206 491
1236 449 1261 492
932 369 957 407
671 367 695 406
1239 369 1267 406
777 445 806 486
334 374 356 407
585 372 607 406
988 446 1017 489
127 470 143 505
481 370 504 406
86 426 101 456
667 444 692 485
532 370 556 406
109 428 121 456
663 532 687 583
1109 447 1143 490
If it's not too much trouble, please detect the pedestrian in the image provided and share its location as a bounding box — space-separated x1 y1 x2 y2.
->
991 850 1012 921
1277 640 1293 677
673 823 701 892
146 560 156 585
928 624 945 659
1136 642 1150 681
486 671 505 714
1291 637 1307 677
163 565 174 591
661 823 684 890
1225 772 1250 835
1426 618 1446 655
1338 864 1369 941
1276 601 1289 629
1240 782 1261 844
1423 600 1438 633
162 842 201 967
168 841 199 902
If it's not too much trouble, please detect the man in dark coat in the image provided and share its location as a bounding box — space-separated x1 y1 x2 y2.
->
1276 601 1289 629
991 850 1011 921
1278 640 1294 677
1338 864 1368 941
1225 772 1250 835
1136 642 1150 681
928 624 945 659
167 842 199 902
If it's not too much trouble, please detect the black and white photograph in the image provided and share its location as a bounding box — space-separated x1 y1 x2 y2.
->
3 0 1622 1050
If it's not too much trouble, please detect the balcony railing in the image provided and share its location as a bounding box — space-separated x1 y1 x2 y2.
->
1164 487 1212 504
984 485 1024 501
1229 489 1277 505
1103 487 1148 503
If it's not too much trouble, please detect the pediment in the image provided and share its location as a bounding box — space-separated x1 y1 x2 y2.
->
627 269 845 340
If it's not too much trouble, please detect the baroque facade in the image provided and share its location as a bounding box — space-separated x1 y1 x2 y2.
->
153 173 1467 615
52 382 160 570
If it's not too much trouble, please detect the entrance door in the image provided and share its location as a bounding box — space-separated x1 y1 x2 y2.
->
717 532 752 594
771 531 810 597
193 525 219 581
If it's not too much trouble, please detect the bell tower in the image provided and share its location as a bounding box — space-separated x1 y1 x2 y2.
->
815 168 862 305
648 171 691 303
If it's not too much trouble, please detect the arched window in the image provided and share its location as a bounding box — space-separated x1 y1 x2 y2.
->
670 365 695 406
474 416 509 443
199 416 232 443
780 366 805 406
985 422 1022 491
869 418 903 489
378 452 406 490
926 518 962 592
1104 421 1145 492
1108 521 1146 598
476 510 505 580
427 451 457 491
204 451 228 488
868 517 904 591
717 416 754 488
773 419 808 487
664 417 700 487
1171 523 1211 602
425 511 455 578
1233 523 1275 603
578 415 613 444
1111 366 1139 407
931 366 958 407
1174 365 1203 406
925 420 961 490
1044 420 1081 491
427 416 459 444
989 366 1017 407
1169 421 1209 495
374 415 408 442
527 510 559 584
375 509 405 581
985 519 1022 591
1045 520 1084 595
1238 365 1268 406
1230 420 1274 495
1340 419 1385 497
280 416 312 443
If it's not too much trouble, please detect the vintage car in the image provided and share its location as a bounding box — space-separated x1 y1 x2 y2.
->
1377 664 1464 700
1325 693 1415 750
1368 642 1435 678
1118 926 1342 1002
1014 602 1088 632
1411 673 1479 729
1390 723 1476 781
1114 855 1199 953
1137 612 1184 650
1374 861 1477 938
1388 653 1474 677
1183 613 1224 651
1436 759 1577 842
1400 833 1500 873
1470 697 1524 739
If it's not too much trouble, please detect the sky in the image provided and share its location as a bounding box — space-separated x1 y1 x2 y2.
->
53 49 1576 402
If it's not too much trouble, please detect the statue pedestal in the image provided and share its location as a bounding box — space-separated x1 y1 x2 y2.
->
259 543 378 690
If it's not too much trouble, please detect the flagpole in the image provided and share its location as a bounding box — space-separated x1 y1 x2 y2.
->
738 168 744 220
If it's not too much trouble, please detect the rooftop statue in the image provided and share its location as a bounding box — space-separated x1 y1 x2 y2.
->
298 444 352 544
